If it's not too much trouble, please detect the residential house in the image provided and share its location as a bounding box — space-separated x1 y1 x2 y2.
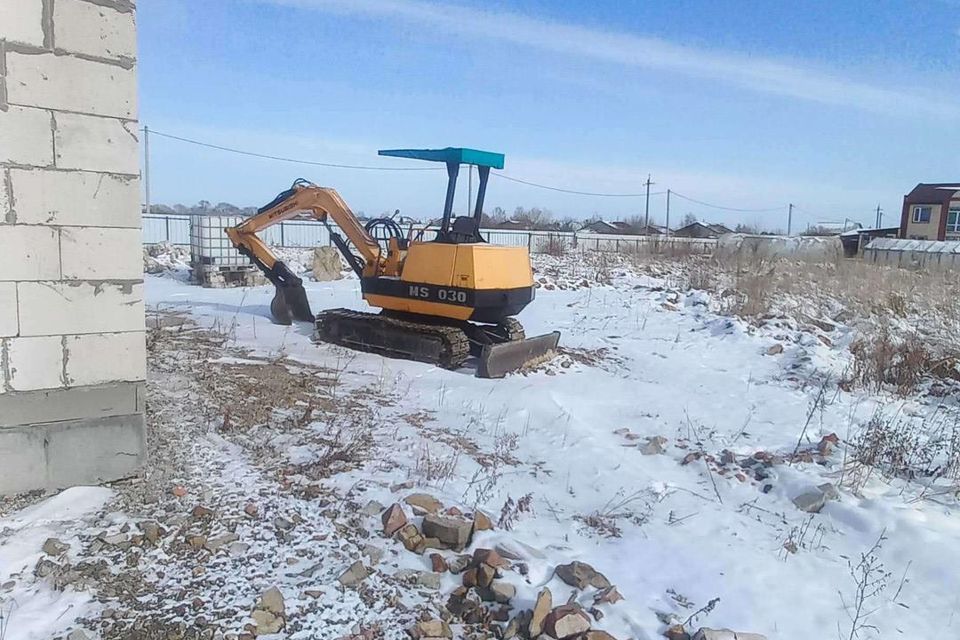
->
899 183 960 241
581 220 634 234
672 221 733 238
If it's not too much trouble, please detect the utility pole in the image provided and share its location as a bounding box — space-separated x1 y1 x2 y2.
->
143 125 151 216
643 174 655 231
665 189 671 238
787 203 793 236
875 204 882 228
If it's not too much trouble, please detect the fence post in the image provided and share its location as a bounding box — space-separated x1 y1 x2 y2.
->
280 222 286 247
164 216 170 243
527 233 532 251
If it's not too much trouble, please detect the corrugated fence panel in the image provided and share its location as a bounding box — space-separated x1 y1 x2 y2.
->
142 215 718 256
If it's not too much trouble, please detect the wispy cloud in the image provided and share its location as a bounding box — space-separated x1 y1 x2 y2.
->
268 0 958 119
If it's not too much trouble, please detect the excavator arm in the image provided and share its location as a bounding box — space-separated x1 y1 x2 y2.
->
225 180 383 325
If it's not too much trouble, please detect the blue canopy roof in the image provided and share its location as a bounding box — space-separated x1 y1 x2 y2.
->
378 147 505 169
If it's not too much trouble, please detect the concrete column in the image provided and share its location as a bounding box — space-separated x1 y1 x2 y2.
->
0 0 145 494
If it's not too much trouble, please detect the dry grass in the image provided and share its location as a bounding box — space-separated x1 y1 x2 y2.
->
625 250 960 395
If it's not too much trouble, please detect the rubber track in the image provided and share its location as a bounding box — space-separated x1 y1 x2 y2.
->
316 308 470 369
497 317 525 342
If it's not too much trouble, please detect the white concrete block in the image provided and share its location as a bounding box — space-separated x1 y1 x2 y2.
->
60 227 142 279
7 335 64 391
0 428 47 494
17 281 144 336
54 113 138 174
0 225 61 281
0 0 45 47
53 0 136 60
9 169 140 227
65 331 145 386
6 52 137 119
0 106 54 167
0 283 18 337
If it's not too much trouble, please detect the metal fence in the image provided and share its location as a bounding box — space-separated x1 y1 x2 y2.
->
142 214 717 255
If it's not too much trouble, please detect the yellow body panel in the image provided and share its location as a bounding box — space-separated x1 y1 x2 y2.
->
400 243 533 289
365 294 473 321
363 243 535 321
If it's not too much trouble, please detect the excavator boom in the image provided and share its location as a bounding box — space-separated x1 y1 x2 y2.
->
225 180 383 324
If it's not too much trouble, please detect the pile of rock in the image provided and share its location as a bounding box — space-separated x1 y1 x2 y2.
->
380 494 493 555
379 494 626 639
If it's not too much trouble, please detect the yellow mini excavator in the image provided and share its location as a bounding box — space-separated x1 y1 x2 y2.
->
225 147 560 378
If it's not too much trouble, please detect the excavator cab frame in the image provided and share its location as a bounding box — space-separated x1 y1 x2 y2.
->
378 148 504 244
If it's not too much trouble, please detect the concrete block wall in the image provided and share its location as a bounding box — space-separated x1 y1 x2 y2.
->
0 0 145 495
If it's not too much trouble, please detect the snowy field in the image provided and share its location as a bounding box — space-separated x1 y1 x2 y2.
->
3 252 960 640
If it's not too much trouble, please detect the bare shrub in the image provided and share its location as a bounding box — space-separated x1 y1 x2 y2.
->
838 531 891 640
497 493 533 530
849 324 939 395
536 234 570 256
575 488 653 538
842 410 960 495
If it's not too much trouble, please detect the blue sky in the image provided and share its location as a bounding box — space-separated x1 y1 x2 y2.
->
138 0 960 229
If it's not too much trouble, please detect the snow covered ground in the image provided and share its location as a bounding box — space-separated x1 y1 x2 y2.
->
3 254 960 639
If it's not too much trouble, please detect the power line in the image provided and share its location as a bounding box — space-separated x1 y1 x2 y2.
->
670 191 785 213
145 129 442 171
493 172 665 198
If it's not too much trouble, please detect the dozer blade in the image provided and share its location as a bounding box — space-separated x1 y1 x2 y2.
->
476 331 561 379
270 284 314 325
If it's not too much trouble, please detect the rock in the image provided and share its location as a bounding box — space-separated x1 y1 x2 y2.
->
641 436 668 455
338 561 370 587
140 521 161 544
228 542 250 558
447 554 472 574
251 610 283 635
529 588 552 637
792 490 827 513
191 505 214 519
99 533 127 545
445 506 463 516
404 493 444 515
312 246 345 281
473 510 494 532
766 344 784 355
555 561 611 590
417 571 442 590
34 559 58 578
664 625 691 640
172 485 188 497
419 537 449 553
430 553 448 573
244 503 259 518
502 611 530 639
397 524 424 552
273 516 294 531
363 544 384 565
188 535 207 550
463 563 496 589
421 514 473 549
473 548 509 568
593 586 624 605
411 619 452 639
381 504 408 537
67 630 90 640
205 533 239 552
818 482 840 501
42 538 70 556
691 629 767 640
361 500 385 516
488 581 516 604
543 604 591 639
259 586 285 616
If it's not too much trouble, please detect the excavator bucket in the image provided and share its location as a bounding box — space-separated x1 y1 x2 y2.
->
270 284 314 325
476 331 561 378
